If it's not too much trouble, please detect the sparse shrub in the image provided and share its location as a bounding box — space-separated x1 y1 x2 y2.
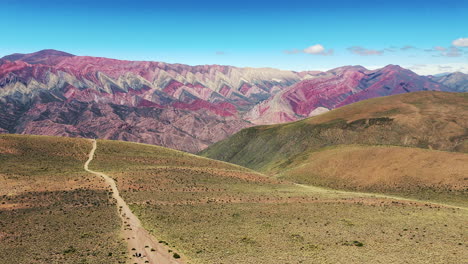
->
63 246 77 254
353 241 364 247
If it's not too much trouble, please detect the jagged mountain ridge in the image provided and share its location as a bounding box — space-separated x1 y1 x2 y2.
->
0 49 460 152
0 50 309 152
430 72 468 92
245 65 448 124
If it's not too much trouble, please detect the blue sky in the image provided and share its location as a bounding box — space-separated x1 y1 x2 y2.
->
1 0 468 74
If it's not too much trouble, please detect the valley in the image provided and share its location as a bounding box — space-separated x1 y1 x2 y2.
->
1 134 466 263
2 2 468 264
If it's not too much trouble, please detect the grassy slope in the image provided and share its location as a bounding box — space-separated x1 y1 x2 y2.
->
276 145 468 206
0 135 126 264
201 91 468 172
89 138 467 264
200 92 468 204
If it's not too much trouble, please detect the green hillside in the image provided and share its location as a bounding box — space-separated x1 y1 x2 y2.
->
201 91 468 173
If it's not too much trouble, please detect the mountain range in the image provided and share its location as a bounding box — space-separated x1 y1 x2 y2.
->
1 49 467 152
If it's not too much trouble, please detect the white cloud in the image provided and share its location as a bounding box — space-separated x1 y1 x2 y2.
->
452 38 468 47
304 44 325 54
284 44 333 56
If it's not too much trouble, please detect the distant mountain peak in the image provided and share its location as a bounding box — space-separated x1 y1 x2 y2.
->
33 49 74 56
1 49 75 65
381 64 403 70
449 71 467 77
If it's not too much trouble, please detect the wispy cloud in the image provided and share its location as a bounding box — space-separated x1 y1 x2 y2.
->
347 46 383 56
283 49 302 55
404 63 468 75
215 51 226 55
452 38 468 47
438 65 453 71
400 45 416 51
424 46 463 57
434 46 446 51
442 47 463 57
407 64 426 71
284 44 334 56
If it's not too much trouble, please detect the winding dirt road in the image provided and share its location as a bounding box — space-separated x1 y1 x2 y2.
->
84 139 184 264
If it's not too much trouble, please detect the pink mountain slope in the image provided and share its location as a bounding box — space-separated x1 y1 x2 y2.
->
0 50 302 152
0 50 455 152
245 65 447 124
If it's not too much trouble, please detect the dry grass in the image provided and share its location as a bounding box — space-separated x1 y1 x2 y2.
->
132 202 467 264
277 145 468 206
1 134 467 264
90 138 468 264
307 91 468 152
0 134 126 264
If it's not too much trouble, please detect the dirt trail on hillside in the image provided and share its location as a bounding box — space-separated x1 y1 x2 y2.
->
84 139 184 264
295 184 468 211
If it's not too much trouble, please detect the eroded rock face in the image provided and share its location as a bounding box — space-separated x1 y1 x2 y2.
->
0 50 305 152
245 65 447 124
15 101 249 153
0 50 455 152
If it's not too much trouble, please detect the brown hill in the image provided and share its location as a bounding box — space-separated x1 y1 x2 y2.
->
201 91 468 172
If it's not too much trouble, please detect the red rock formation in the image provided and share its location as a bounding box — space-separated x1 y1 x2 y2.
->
245 65 447 124
0 50 454 152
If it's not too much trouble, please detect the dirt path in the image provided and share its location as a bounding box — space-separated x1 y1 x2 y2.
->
84 139 184 264
295 183 468 211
